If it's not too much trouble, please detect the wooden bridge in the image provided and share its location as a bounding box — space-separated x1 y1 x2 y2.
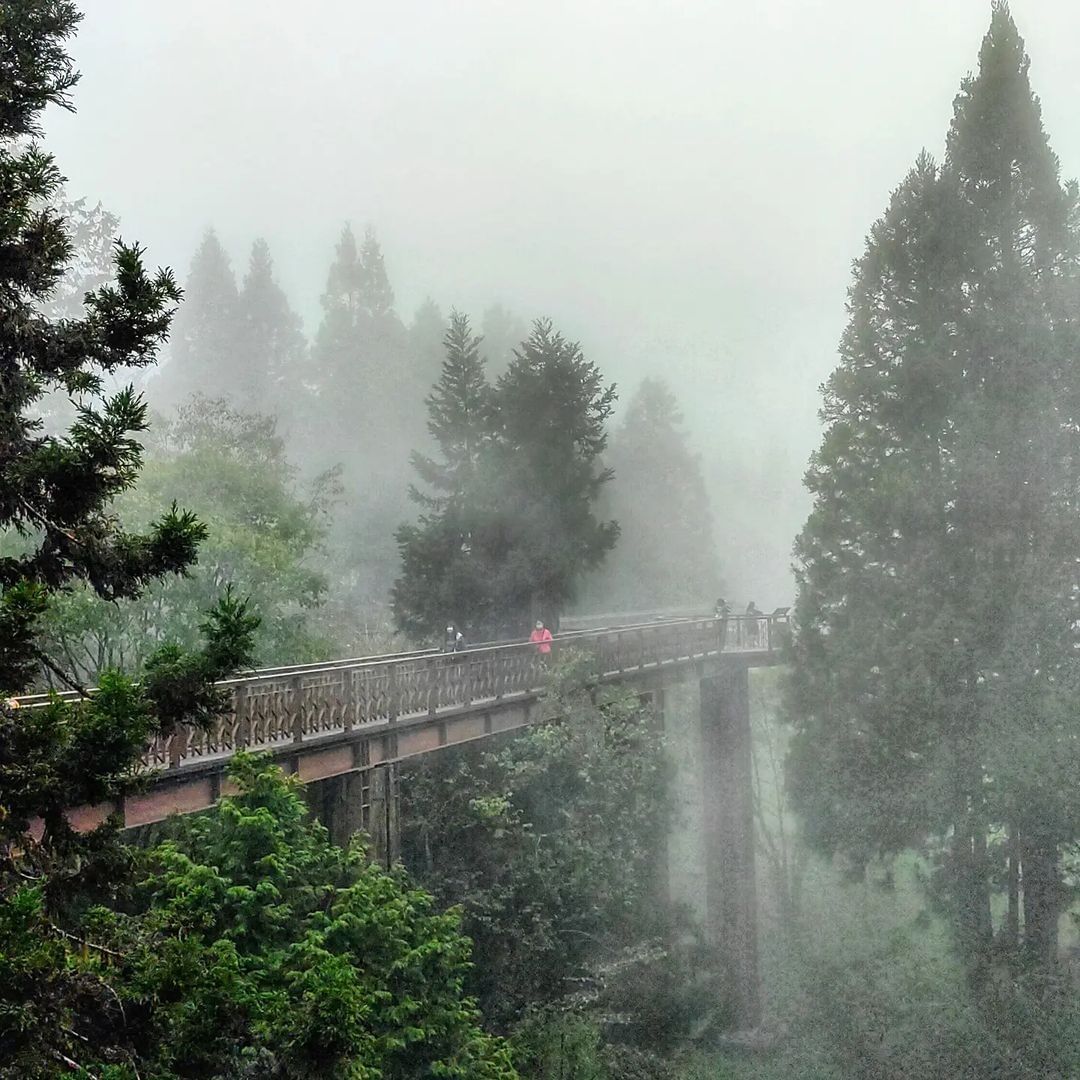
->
25 611 787 1028
30 613 784 829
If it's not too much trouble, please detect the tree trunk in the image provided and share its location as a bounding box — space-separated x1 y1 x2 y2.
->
1003 823 1019 952
1022 830 1061 968
952 818 992 991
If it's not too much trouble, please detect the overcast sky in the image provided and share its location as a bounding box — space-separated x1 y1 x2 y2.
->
44 1 1080 602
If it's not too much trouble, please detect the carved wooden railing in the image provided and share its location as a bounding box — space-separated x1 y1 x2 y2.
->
21 614 788 774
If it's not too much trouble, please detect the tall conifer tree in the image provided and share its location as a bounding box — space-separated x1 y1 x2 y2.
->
393 312 495 635
154 228 240 408
584 378 721 611
788 4 1080 975
236 238 306 416
492 319 618 629
307 225 413 603
0 4 259 1065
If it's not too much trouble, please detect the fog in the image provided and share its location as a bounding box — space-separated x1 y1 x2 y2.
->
43 0 1080 603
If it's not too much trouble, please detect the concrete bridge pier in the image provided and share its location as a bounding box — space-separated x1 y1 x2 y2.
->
662 664 760 1030
309 763 400 869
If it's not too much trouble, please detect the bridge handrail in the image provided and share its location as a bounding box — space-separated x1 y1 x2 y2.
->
15 614 789 775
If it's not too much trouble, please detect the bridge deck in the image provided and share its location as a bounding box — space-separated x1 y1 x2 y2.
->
20 615 787 830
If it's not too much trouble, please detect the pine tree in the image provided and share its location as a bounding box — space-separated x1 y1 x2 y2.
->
409 297 448 400
0 4 259 1069
236 237 306 416
307 225 415 605
788 3 1080 976
358 225 395 320
584 378 721 611
154 228 240 408
481 302 527 376
492 319 618 629
393 311 496 635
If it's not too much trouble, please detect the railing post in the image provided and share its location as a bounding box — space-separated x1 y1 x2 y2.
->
343 671 355 733
291 675 304 744
234 685 249 749
168 726 188 769
386 663 399 724
426 656 439 717
638 628 646 669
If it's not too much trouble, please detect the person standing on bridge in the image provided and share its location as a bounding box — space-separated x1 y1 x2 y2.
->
745 601 762 648
714 598 731 648
443 624 465 652
530 619 553 656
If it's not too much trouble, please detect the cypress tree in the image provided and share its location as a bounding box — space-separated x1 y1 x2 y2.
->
585 378 721 611
0 3 258 1067
236 237 306 416
493 319 618 629
154 228 240 408
789 3 1080 975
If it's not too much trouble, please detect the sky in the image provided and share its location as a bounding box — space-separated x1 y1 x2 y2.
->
43 1 1080 604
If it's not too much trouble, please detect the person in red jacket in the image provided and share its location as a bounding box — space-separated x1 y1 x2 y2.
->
529 619 553 655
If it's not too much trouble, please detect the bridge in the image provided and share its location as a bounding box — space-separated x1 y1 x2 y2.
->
24 611 788 1028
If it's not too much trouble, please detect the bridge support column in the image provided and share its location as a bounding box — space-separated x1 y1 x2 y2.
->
367 764 401 870
309 764 400 870
701 666 760 1029
663 665 760 1030
322 770 367 849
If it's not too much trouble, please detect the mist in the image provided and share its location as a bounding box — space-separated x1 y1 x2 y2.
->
42 1 1080 604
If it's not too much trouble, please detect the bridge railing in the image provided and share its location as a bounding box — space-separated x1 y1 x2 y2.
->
139 614 786 772
15 614 787 773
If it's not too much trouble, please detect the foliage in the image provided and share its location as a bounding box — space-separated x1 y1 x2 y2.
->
400 657 669 1030
580 378 721 612
50 754 513 1079
687 847 1080 1080
33 397 336 681
395 318 618 640
512 1011 675 1080
787 3 1080 974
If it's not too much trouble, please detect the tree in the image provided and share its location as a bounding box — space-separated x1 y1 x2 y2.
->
787 3 1080 979
409 297 449 400
399 660 671 1031
491 319 618 630
480 303 526 377
235 237 306 418
393 311 497 636
305 225 414 605
0 4 260 1072
394 317 619 640
74 754 515 1079
153 228 241 409
581 378 721 612
33 398 337 682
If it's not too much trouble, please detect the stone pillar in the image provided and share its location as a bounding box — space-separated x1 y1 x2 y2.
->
662 665 761 1030
323 771 367 849
368 763 401 870
663 679 709 927
701 665 760 1029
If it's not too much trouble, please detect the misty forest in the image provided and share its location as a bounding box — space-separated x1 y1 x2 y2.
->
7 1 1080 1077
